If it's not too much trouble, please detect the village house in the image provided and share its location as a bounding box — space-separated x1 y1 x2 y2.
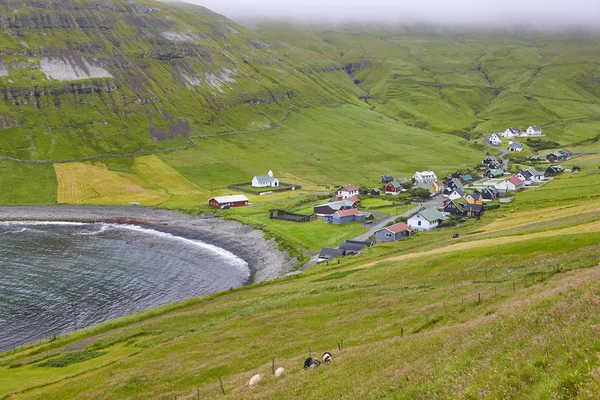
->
413 170 438 184
251 171 279 188
314 199 358 217
407 208 448 231
416 179 443 196
464 193 483 204
486 168 504 179
496 176 525 192
482 155 498 165
337 184 361 199
465 203 484 218
381 175 395 184
370 188 381 196
503 127 522 138
508 141 523 152
546 150 571 163
489 133 502 146
461 174 474 184
318 248 345 262
516 167 545 184
339 240 373 252
525 125 543 136
442 199 466 216
375 222 414 243
208 195 249 209
545 165 564 176
331 208 365 224
448 187 466 201
476 186 500 202
385 178 410 195
443 178 463 197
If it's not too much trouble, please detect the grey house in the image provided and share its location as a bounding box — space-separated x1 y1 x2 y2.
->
375 222 415 243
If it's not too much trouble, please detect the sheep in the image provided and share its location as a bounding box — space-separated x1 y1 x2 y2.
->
303 357 321 369
247 374 263 388
322 352 333 364
275 367 285 377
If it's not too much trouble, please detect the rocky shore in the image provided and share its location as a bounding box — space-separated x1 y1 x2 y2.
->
0 205 295 283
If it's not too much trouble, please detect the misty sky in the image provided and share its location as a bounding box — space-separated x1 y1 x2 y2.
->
180 0 600 27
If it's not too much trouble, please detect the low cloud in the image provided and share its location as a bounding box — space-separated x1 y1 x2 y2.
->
178 0 600 29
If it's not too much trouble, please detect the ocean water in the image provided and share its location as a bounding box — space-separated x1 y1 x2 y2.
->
0 222 250 352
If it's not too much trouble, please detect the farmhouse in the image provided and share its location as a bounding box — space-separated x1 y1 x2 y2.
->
331 208 365 224
503 127 522 138
209 195 249 209
408 208 447 231
489 133 502 146
525 125 543 136
337 184 361 199
508 142 523 152
413 170 438 184
252 171 279 188
375 222 414 243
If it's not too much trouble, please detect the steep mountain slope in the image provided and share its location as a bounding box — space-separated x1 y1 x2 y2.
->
0 0 362 160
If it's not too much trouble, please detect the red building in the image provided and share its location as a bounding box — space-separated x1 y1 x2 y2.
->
208 195 249 209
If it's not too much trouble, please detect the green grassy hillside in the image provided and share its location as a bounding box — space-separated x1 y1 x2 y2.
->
257 24 600 143
3 163 600 399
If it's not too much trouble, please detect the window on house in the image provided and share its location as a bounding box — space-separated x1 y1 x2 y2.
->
418 221 421 226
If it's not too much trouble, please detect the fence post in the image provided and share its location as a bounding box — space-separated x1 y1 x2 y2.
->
478 293 481 304
272 359 275 375
219 377 225 396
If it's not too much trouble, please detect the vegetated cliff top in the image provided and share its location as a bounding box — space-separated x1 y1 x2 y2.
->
0 0 360 160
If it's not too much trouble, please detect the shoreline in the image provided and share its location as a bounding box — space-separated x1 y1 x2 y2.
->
0 205 296 284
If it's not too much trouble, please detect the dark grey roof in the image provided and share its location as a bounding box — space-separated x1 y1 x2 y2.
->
339 242 370 252
319 248 345 259
344 240 373 247
466 204 483 212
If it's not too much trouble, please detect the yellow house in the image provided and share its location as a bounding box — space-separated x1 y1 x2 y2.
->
464 193 483 205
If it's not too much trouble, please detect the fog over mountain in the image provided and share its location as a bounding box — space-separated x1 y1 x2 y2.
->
175 0 600 29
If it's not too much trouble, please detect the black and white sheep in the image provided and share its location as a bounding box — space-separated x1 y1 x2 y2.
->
303 357 321 369
322 352 333 364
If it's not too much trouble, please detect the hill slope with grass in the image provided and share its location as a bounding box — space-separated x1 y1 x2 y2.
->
3 159 600 399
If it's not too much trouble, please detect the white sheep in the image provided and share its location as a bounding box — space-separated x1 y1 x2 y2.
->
275 367 285 377
247 374 263 388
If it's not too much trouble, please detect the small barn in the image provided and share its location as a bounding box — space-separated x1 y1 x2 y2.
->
209 195 249 209
318 248 345 262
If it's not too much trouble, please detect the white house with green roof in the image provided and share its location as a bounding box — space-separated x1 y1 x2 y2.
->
407 208 448 231
252 170 279 188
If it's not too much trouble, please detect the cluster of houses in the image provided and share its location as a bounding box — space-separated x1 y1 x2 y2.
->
489 125 543 150
381 171 444 196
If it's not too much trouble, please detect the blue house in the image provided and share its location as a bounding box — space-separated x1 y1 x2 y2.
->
331 208 365 224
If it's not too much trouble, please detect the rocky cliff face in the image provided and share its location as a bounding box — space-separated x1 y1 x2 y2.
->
0 0 358 159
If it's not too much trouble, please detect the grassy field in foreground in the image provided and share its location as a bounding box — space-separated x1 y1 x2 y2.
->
4 171 600 399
